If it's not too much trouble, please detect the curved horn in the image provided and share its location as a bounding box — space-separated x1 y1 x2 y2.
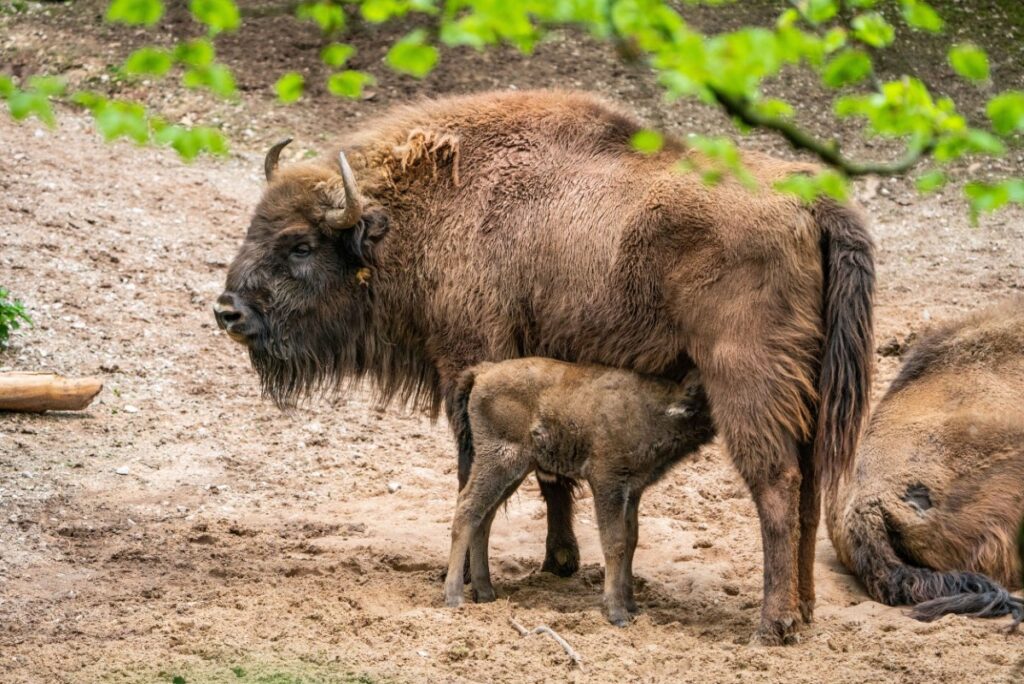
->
264 137 293 182
324 149 363 229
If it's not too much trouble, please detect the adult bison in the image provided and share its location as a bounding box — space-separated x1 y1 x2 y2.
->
826 298 1024 626
215 90 874 644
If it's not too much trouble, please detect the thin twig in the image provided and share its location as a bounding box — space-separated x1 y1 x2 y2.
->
709 86 934 177
508 616 584 671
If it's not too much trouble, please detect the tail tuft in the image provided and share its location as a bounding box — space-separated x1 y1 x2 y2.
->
812 199 875 490
847 502 1022 626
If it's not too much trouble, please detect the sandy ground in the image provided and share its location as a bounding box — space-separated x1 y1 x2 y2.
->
2 1 1024 682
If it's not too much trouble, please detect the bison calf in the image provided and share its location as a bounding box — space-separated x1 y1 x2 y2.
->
443 358 715 626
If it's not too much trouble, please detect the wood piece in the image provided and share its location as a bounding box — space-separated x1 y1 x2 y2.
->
508 616 584 671
0 372 103 412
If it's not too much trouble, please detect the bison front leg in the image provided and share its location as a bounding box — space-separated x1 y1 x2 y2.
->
538 475 580 577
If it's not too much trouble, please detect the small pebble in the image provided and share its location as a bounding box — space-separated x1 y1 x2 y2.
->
387 481 402 493
115 466 130 476
123 405 139 413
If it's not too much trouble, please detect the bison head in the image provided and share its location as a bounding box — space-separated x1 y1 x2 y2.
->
215 139 389 406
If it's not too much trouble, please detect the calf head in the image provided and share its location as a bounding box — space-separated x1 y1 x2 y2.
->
216 139 389 406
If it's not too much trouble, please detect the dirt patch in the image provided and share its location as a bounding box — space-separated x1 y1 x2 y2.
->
2 1 1024 682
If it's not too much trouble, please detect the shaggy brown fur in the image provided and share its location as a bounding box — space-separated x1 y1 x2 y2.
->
444 360 715 626
218 90 875 643
826 298 1024 627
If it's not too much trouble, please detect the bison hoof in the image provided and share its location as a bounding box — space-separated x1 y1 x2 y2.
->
472 586 496 603
541 546 580 577
799 599 815 624
750 616 800 646
607 610 631 628
445 592 464 608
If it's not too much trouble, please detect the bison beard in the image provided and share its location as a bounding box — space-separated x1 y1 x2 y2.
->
247 312 362 409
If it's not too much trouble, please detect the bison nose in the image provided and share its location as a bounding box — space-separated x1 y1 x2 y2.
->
214 292 253 341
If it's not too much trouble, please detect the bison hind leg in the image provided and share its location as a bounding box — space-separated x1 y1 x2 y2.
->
539 475 582 577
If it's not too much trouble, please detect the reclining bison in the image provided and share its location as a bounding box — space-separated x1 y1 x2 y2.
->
215 89 875 644
826 298 1024 626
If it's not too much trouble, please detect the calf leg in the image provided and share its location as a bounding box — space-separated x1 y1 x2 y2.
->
469 507 499 603
469 471 528 603
591 481 632 626
539 476 580 577
445 444 529 607
623 493 641 614
797 440 819 623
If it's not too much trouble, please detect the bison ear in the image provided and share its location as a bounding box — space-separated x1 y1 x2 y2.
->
344 209 390 265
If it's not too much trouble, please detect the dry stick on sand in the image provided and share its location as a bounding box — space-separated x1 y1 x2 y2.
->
508 616 584 671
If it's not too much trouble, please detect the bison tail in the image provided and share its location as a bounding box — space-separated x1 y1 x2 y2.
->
813 200 875 490
846 503 1024 626
451 366 481 491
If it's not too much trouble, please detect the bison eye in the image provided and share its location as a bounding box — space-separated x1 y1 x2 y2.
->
290 243 313 259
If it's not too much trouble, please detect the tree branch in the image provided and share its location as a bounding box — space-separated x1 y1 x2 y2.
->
709 87 934 176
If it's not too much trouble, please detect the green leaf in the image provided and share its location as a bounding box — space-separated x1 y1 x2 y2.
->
900 0 943 32
965 181 1009 221
124 47 174 76
190 0 240 33
948 43 989 82
182 64 236 98
154 123 228 160
320 43 355 68
106 0 164 25
775 170 848 202
631 129 663 154
174 39 214 68
296 1 345 33
798 0 839 24
326 70 375 99
822 27 848 54
91 99 149 143
0 75 14 98
774 173 818 203
275 72 304 103
821 49 872 88
851 12 894 48
987 91 1024 136
26 75 66 97
386 29 438 78
915 170 946 192
6 91 55 126
752 98 794 120
361 0 407 23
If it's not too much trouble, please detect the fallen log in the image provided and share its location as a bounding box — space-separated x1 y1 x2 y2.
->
0 372 103 412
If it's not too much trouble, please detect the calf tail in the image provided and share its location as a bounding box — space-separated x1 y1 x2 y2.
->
451 367 479 491
846 502 1023 625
